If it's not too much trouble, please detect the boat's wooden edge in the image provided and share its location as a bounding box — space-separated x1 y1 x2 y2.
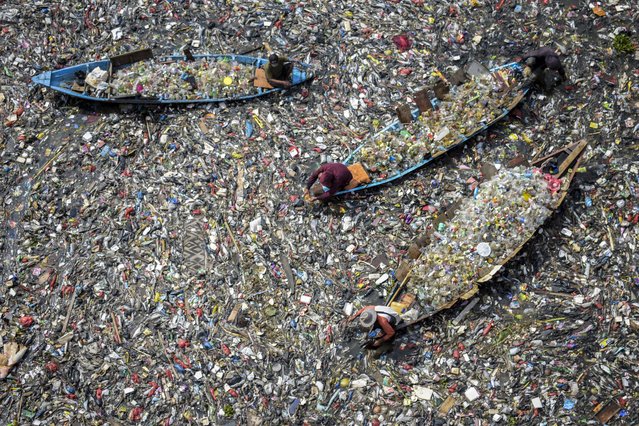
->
110 48 154 68
531 139 588 169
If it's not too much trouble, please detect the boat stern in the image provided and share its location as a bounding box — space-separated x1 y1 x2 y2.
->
32 71 52 88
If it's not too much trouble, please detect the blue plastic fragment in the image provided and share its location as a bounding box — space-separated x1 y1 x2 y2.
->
368 329 382 339
563 398 575 410
289 398 300 416
245 120 254 138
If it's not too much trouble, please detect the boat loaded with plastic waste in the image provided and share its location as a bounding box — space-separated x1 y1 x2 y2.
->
385 140 589 330
336 61 529 196
31 48 313 104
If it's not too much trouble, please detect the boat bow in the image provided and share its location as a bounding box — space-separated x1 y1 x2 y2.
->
32 71 52 88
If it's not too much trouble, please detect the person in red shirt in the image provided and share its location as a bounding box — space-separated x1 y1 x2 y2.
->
347 305 403 347
305 162 353 201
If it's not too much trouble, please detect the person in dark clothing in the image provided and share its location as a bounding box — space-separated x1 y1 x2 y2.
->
264 53 292 89
522 47 566 78
521 47 567 92
306 163 353 201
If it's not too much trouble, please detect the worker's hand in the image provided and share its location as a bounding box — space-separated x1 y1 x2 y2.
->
372 339 383 348
303 189 315 203
523 66 532 78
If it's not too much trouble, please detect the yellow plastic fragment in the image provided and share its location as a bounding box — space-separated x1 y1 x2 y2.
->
366 55 380 65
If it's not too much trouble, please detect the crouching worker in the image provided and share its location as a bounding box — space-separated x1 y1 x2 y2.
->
265 53 292 89
347 305 403 348
305 162 352 202
521 46 567 92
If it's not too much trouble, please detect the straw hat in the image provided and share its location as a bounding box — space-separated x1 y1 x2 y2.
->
359 309 377 328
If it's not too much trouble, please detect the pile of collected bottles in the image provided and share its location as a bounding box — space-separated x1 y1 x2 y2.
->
108 57 258 99
356 68 523 178
409 166 561 310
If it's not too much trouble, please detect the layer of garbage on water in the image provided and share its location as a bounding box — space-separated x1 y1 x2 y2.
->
0 0 638 424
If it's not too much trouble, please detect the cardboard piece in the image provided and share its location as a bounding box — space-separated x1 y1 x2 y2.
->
594 399 621 424
396 104 413 124
438 396 457 415
254 68 274 89
344 163 371 190
85 67 109 88
407 243 421 259
371 253 390 269
395 262 411 283
434 80 450 99
449 68 468 86
414 89 432 112
480 162 499 180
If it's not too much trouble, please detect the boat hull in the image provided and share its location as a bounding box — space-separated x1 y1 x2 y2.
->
336 63 528 196
31 54 313 104
390 140 589 331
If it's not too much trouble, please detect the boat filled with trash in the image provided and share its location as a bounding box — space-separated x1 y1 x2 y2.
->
31 49 313 104
389 141 588 326
336 63 528 195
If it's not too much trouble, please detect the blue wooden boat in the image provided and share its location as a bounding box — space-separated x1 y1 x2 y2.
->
31 51 313 104
335 63 529 196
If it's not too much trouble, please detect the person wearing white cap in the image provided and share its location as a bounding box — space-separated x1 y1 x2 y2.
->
347 305 403 347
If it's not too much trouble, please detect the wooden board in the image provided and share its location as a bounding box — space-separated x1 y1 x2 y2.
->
254 68 273 89
110 48 154 68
